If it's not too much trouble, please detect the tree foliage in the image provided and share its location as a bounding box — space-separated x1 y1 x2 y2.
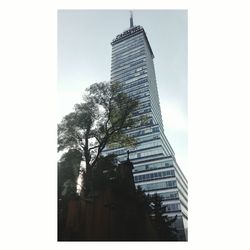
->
58 149 82 198
134 188 178 240
149 193 178 240
58 82 148 193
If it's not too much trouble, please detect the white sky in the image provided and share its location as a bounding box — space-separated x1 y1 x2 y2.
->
58 10 188 175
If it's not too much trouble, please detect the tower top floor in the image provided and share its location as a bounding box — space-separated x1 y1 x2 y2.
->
111 25 154 59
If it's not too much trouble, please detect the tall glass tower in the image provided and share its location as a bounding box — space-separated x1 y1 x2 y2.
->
102 13 188 240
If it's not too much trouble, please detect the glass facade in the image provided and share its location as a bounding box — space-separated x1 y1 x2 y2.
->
102 21 188 240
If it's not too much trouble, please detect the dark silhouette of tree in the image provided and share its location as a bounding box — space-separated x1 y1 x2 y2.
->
58 82 148 195
58 154 178 241
135 186 152 213
58 149 82 197
58 149 82 240
149 193 178 240
131 187 179 240
90 154 118 194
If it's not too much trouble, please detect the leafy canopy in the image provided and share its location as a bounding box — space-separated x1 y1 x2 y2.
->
58 82 148 171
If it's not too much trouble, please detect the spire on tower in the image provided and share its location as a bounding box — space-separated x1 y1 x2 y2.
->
130 11 134 28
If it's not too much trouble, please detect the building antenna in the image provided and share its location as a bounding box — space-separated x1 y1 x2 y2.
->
130 10 134 28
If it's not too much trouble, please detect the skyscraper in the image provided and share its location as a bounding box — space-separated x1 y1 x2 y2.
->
102 12 188 240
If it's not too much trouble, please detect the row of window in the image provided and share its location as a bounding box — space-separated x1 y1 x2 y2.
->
111 56 146 75
134 161 173 173
136 134 160 143
111 70 147 84
178 197 188 211
134 169 175 183
112 31 143 44
111 64 147 81
112 41 143 55
134 101 151 111
111 49 146 66
134 100 151 114
112 50 145 66
113 69 148 84
128 126 157 138
118 148 163 162
112 45 145 62
112 40 144 57
130 116 154 128
112 39 144 55
159 191 179 200
138 96 150 103
124 74 148 86
104 139 162 157
129 58 146 68
118 77 149 93
112 62 146 78
150 109 161 128
112 32 143 47
166 203 181 212
174 171 188 192
112 32 144 51
175 164 188 186
112 63 147 83
129 91 150 102
131 125 158 136
113 78 147 96
111 49 146 68
126 88 149 102
103 131 159 153
178 188 188 204
132 108 151 117
150 98 162 121
112 64 147 80
136 140 161 150
138 180 177 191
152 127 160 132
176 179 188 197
122 78 148 93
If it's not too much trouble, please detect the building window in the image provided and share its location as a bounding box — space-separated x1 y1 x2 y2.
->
152 127 159 132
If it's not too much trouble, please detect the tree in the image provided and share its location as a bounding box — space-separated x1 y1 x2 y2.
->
58 149 82 240
90 154 118 194
133 188 179 240
58 149 82 198
149 193 178 240
58 82 148 195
